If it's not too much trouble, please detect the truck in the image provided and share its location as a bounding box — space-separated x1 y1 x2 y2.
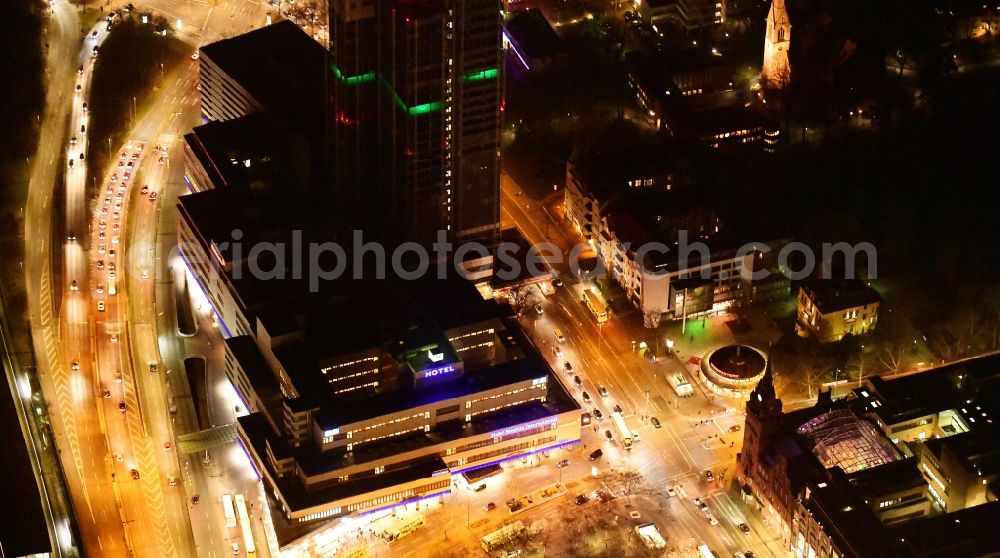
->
611 412 633 449
634 523 666 550
667 372 694 397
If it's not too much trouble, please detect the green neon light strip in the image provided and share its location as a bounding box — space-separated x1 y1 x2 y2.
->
333 61 443 116
463 68 498 81
408 101 443 115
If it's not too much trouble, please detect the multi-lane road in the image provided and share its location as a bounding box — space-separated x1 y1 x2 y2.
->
500 175 780 557
25 1 273 557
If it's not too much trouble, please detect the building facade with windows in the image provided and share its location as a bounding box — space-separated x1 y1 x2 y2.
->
796 280 881 342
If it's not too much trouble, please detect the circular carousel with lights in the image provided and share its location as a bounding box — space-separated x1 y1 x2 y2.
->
699 344 768 398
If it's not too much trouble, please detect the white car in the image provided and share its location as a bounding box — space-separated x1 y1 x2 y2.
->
110 334 118 343
98 244 106 254
97 301 105 312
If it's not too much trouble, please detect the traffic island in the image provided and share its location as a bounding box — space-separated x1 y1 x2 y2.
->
505 483 567 515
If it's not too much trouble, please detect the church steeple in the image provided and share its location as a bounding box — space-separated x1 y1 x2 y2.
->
762 0 792 89
748 350 782 418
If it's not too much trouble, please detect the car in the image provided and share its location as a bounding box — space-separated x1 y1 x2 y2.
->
605 430 613 441
738 523 750 534
149 192 157 201
745 552 755 558
79 152 84 160
666 486 676 497
581 391 591 403
552 278 563 287
91 30 98 38
573 375 582 387
70 280 79 291
140 269 149 280
707 515 719 526
158 156 166 164
533 304 543 315
484 501 496 511
112 236 119 244
597 385 608 397
232 543 240 555
729 424 742 432
588 449 603 461
96 259 104 269
705 470 714 482
110 173 117 182
98 244 106 253
630 429 640 442
115 371 122 383
164 442 172 452
130 468 139 480
110 334 118 343
113 211 120 220
99 220 106 230
168 477 178 486
102 388 111 399
132 151 140 159
574 494 589 505
109 248 115 257
474 483 487 492
70 135 77 145
551 345 561 357
108 271 115 280
593 408 603 420
191 494 200 504
118 401 126 413
115 453 123 462
68 159 74 168
191 51 200 60
120 152 127 160
613 404 623 414
563 361 573 373
140 184 149 194
112 223 119 232
82 102 87 111
75 84 81 93
553 328 565 342
96 284 104 294
78 64 83 75
123 171 130 180
149 363 158 373
98 231 106 240
97 301 105 312
81 124 86 133
556 459 570 468
104 196 111 205
67 230 76 241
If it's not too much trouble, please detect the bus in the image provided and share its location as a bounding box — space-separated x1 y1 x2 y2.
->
583 290 609 323
667 373 693 397
697 544 717 558
481 521 525 552
611 412 633 449
379 512 425 543
107 277 117 296
234 494 256 558
221 494 236 528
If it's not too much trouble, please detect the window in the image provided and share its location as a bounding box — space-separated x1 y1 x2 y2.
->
777 27 785 42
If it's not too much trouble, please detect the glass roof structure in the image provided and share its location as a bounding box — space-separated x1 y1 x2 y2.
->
796 409 900 474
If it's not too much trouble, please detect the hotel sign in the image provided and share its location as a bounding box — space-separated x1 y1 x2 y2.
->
423 364 457 379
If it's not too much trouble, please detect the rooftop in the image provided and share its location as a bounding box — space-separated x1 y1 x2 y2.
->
200 20 329 135
802 279 881 314
504 9 564 61
796 408 901 474
922 425 1000 479
859 352 1000 426
184 113 311 190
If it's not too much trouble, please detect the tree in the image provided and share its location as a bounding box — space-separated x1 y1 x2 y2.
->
868 308 917 375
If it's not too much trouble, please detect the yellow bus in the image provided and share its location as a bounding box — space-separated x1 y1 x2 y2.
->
583 291 608 323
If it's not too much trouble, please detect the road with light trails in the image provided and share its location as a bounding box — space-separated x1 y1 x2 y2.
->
25 0 275 555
